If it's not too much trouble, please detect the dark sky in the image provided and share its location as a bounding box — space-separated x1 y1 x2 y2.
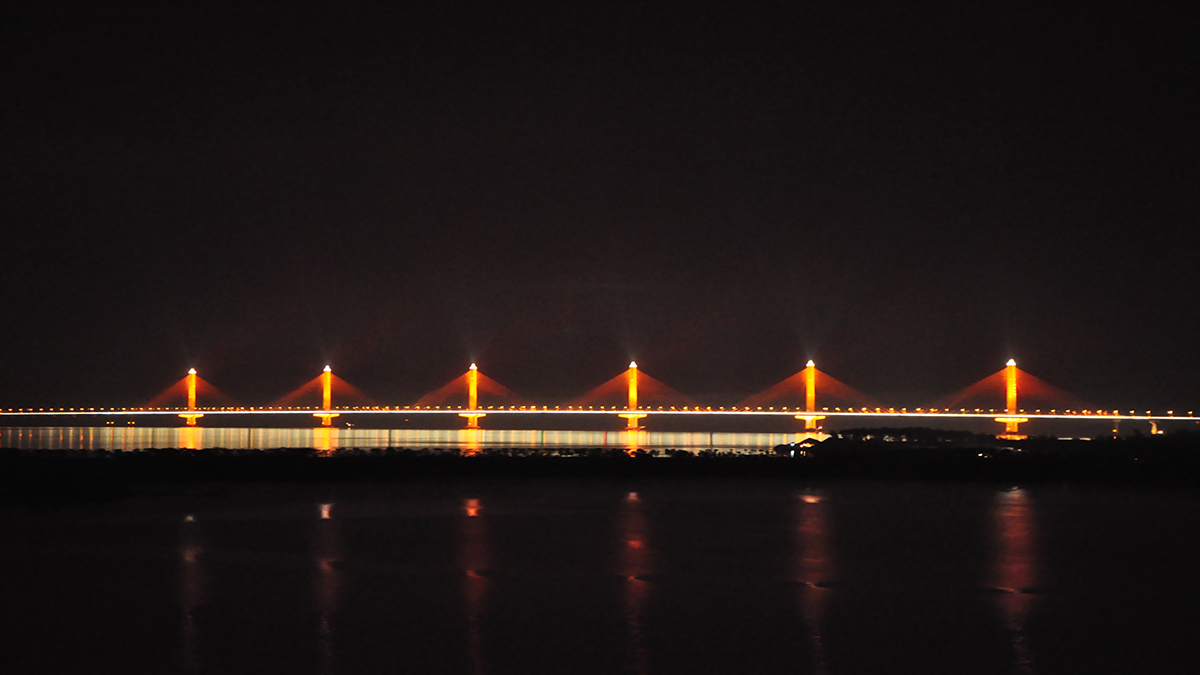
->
2 4 1197 410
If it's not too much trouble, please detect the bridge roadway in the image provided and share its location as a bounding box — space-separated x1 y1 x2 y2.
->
0 407 1195 423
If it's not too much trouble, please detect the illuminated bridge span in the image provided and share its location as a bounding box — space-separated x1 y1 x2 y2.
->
2 360 1196 437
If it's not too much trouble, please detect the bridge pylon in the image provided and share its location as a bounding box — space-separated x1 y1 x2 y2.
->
313 365 340 427
458 363 487 429
177 368 204 426
617 362 648 430
793 361 826 430
994 359 1028 439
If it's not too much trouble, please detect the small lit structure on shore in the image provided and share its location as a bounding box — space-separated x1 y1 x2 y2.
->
178 368 204 426
313 365 339 427
459 364 486 429
618 362 648 430
995 359 1028 439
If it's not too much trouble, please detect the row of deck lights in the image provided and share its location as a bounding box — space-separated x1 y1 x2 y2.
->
2 406 1193 416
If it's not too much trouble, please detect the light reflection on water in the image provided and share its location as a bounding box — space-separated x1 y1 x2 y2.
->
460 498 487 675
6 483 1194 674
314 503 340 675
621 491 651 675
178 514 203 675
796 492 830 675
0 427 808 452
994 488 1038 674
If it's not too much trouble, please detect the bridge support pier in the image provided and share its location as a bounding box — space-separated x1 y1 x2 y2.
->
619 412 647 430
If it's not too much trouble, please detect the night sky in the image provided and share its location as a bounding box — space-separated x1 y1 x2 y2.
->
2 4 1197 411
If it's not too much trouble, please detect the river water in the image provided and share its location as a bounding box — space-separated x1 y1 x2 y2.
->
1 480 1196 674
0 426 817 453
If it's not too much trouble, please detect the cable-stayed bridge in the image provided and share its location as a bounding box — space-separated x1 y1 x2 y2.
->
2 361 1195 437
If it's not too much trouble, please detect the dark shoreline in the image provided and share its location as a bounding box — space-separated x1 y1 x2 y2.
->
3 431 1199 504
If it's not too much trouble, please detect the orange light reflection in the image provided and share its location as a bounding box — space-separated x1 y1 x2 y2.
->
460 429 483 457
797 492 830 675
313 428 336 456
994 488 1037 674
460 498 488 675
179 514 204 675
314 499 340 675
179 426 202 451
621 490 650 675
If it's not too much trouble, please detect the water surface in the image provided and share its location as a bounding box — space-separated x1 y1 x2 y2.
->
0 426 812 453
1 481 1196 674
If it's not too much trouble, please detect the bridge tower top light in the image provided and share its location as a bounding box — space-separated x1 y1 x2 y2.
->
806 360 815 368
1006 359 1016 367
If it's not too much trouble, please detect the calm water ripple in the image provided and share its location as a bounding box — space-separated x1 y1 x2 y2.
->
0 426 811 452
2 481 1197 674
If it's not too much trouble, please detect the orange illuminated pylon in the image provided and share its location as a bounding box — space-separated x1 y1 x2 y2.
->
177 368 204 426
995 359 1028 439
617 362 648 430
458 364 487 429
793 361 826 430
313 365 340 427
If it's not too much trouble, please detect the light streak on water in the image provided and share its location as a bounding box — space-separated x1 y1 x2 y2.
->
0 427 814 452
